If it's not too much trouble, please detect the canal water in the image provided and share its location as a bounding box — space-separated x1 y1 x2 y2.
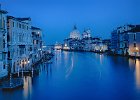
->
0 51 140 100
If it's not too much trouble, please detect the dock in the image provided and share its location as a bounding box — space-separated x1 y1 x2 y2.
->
2 78 23 90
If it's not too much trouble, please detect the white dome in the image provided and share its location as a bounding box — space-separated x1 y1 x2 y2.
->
70 26 81 39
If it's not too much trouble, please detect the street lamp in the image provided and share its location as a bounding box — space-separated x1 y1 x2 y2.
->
134 47 139 63
28 60 30 64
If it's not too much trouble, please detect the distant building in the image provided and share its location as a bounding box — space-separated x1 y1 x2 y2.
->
7 16 33 73
111 24 140 57
64 26 111 52
63 38 83 51
0 9 8 78
31 26 43 64
82 29 91 39
70 25 81 40
63 25 83 51
128 31 140 57
111 25 132 54
111 30 119 54
102 39 111 51
54 42 62 50
91 37 102 52
81 29 92 51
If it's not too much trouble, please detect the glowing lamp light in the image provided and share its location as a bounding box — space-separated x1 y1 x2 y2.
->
65 44 67 47
24 61 27 64
136 47 139 51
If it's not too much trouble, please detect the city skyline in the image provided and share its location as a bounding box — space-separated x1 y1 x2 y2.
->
0 1 140 99
1 0 140 44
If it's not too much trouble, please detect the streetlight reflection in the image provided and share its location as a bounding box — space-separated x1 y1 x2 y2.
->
135 60 140 90
65 57 74 79
23 76 32 100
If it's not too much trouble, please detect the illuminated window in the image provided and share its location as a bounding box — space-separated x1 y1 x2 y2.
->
19 23 21 28
17 22 18 28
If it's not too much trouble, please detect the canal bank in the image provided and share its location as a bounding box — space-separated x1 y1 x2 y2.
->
62 49 140 60
0 52 54 90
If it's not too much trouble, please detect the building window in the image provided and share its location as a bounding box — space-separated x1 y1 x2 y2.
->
22 25 24 29
2 18 5 28
3 39 5 48
27 26 28 30
134 34 136 41
8 51 10 58
17 22 18 28
7 34 10 42
134 43 136 47
19 23 21 28
19 47 25 56
13 22 14 27
34 40 36 45
3 65 5 69
0 53 2 60
19 34 23 42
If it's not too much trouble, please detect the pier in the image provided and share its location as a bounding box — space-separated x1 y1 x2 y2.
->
2 78 23 90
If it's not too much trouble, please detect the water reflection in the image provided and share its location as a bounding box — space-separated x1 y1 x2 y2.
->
40 63 52 77
1 52 140 100
23 76 32 100
55 50 61 60
99 54 103 65
65 57 74 79
129 59 134 69
64 51 69 66
135 60 140 90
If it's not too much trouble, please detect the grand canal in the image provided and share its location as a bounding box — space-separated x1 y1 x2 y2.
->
0 51 140 100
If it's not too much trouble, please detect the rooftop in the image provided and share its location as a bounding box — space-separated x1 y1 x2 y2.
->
31 26 41 30
0 10 8 14
7 16 31 22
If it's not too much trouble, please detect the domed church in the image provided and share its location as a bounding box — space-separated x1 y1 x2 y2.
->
69 25 81 39
82 28 91 39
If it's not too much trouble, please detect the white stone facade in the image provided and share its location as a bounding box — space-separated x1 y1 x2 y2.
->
82 29 91 39
128 32 140 57
70 26 81 40
0 10 8 78
7 16 33 73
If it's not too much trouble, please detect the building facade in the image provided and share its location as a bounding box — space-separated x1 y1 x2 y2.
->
70 25 81 40
31 27 43 64
81 29 92 51
82 29 91 39
127 26 140 57
111 25 140 57
7 16 33 73
0 9 8 78
54 42 62 50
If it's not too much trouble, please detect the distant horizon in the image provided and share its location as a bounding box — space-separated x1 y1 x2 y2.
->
1 0 140 44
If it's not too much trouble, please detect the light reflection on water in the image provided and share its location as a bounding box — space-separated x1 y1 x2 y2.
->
65 56 74 79
0 52 140 100
23 76 32 100
129 59 140 90
135 60 140 90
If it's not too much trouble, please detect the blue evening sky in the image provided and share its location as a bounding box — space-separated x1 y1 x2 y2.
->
1 0 140 44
